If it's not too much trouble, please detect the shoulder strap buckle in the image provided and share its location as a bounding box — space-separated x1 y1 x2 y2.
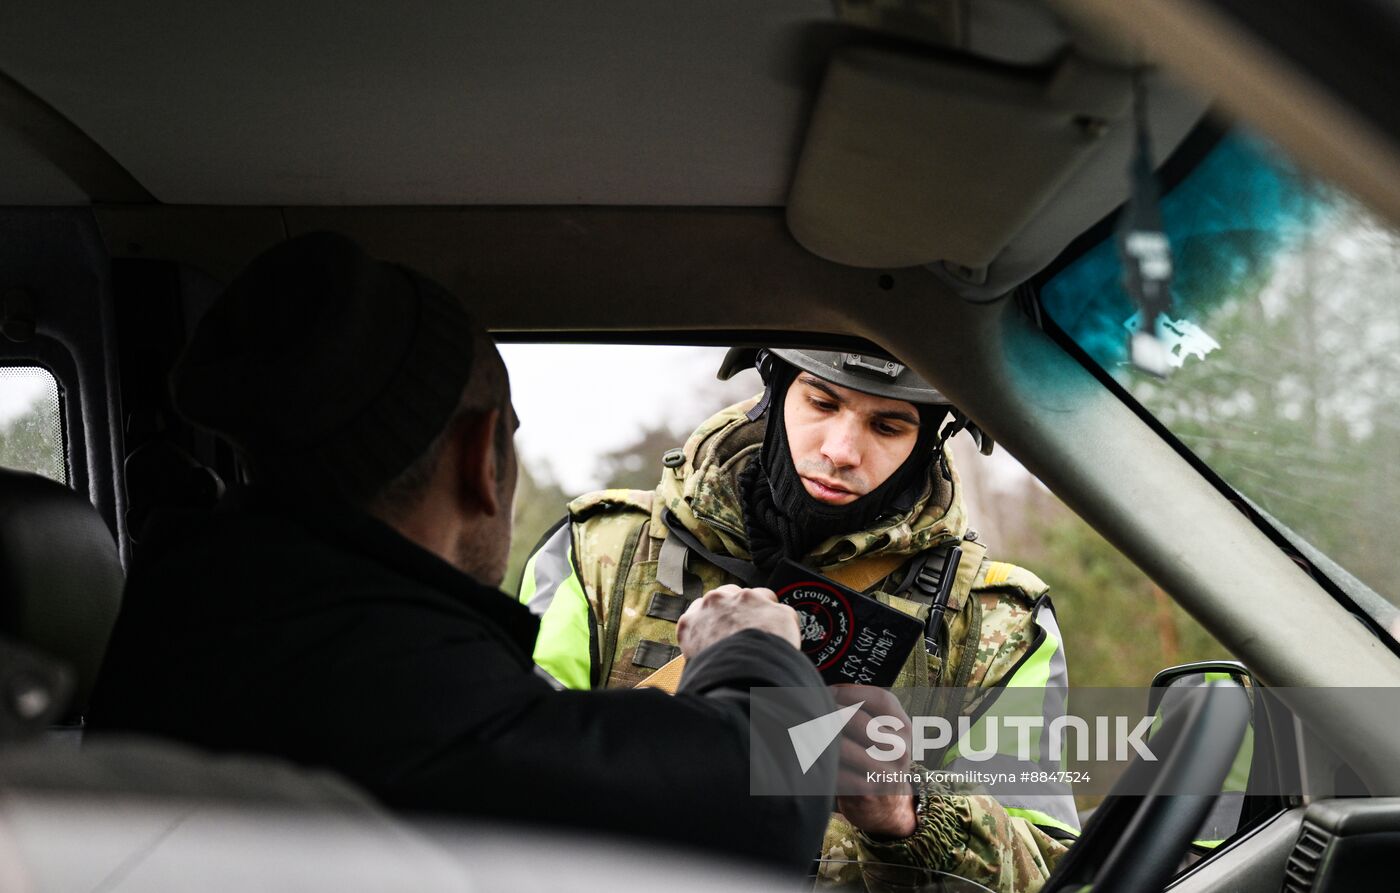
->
660 509 762 588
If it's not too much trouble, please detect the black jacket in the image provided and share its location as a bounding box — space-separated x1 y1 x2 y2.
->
89 492 834 868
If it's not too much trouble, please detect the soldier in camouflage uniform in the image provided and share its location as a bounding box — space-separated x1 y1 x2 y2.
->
519 349 1077 892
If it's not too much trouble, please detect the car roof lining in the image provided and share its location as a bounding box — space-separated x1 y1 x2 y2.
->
0 70 150 205
94 205 926 333
3 1 1205 302
0 2 835 207
4 0 1397 238
0 1 1112 208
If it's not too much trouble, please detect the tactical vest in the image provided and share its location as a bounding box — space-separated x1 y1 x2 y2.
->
522 487 1082 841
518 400 1084 858
559 488 1048 700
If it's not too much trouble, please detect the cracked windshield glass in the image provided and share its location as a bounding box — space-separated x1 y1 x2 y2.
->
1041 130 1400 624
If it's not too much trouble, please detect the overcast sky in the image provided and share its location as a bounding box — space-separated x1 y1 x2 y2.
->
0 368 55 427
499 343 761 492
497 343 1036 499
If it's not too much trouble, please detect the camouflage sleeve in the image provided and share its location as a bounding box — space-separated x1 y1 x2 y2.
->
852 791 1068 893
846 586 1074 892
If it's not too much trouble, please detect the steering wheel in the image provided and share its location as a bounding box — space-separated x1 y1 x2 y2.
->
1042 681 1252 893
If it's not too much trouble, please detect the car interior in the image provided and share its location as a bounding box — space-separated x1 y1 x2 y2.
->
0 1 1397 890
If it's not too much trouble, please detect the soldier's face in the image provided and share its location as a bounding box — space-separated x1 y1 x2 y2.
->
782 373 920 506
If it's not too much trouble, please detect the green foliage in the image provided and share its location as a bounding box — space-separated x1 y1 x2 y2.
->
501 460 570 598
1128 206 1400 603
0 396 64 483
596 423 687 492
973 461 1234 692
1012 500 1231 689
988 489 1236 813
1045 139 1399 606
502 423 687 597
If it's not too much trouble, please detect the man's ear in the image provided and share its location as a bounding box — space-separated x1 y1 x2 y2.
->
455 408 502 517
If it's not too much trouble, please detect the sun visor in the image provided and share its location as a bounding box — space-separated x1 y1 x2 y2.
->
787 46 1203 283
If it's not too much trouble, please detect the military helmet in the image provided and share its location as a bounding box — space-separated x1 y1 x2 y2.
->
717 346 994 455
718 347 948 406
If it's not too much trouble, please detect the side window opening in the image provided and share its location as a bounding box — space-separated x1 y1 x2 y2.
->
499 343 1233 685
500 342 1239 831
0 365 67 485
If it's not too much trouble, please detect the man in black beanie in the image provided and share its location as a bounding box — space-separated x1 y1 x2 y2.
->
88 233 836 870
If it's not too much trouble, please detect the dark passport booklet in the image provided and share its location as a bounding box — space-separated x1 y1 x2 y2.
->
768 558 923 687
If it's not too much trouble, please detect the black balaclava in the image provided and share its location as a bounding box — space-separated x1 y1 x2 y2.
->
739 362 945 573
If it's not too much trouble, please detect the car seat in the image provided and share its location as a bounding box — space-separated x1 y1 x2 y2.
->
0 468 123 740
123 439 224 550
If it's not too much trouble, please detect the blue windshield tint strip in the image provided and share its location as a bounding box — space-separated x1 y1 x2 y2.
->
1040 133 1330 374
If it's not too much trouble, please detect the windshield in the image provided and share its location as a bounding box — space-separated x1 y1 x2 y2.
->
1040 130 1400 626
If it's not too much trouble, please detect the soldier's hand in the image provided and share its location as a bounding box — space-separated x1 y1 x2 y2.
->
676 584 802 657
832 684 919 840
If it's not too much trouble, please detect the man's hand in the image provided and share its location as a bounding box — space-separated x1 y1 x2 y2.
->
832 684 919 840
675 584 801 657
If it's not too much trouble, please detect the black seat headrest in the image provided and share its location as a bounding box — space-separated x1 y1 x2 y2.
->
0 468 123 720
123 440 224 545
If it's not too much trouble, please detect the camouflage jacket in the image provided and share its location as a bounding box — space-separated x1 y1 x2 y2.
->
520 399 1076 892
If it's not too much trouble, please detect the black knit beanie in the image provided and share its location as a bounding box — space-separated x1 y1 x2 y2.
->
740 363 944 572
171 232 477 505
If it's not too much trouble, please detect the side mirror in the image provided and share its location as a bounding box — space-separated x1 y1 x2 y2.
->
1148 659 1251 716
1147 660 1288 855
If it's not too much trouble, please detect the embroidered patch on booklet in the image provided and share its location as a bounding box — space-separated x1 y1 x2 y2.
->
769 559 923 687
